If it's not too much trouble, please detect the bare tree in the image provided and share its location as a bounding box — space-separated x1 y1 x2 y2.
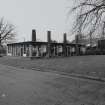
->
71 0 105 41
0 17 16 45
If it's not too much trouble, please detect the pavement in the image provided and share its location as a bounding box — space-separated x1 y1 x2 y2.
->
0 64 105 105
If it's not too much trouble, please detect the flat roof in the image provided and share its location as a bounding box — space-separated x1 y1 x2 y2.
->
7 41 85 46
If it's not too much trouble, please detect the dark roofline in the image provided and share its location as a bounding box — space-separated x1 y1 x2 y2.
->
7 41 47 45
7 41 85 46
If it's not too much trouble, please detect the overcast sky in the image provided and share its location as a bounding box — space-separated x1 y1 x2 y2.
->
0 0 74 42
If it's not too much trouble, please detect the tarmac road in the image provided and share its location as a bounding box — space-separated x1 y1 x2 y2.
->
0 64 105 105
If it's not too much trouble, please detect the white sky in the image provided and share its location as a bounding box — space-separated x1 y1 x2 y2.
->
0 0 74 42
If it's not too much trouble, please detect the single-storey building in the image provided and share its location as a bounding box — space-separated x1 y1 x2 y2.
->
7 30 86 58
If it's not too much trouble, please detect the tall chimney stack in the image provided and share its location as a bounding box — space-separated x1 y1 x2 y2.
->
63 33 67 56
75 35 79 44
63 33 67 43
32 29 36 41
47 31 51 57
47 31 51 43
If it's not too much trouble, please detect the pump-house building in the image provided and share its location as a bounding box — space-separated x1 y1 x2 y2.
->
7 30 86 58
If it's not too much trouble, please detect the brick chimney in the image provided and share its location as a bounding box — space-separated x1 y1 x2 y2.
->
63 33 67 56
32 29 36 41
47 31 51 57
47 31 51 43
75 35 79 44
63 33 67 43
